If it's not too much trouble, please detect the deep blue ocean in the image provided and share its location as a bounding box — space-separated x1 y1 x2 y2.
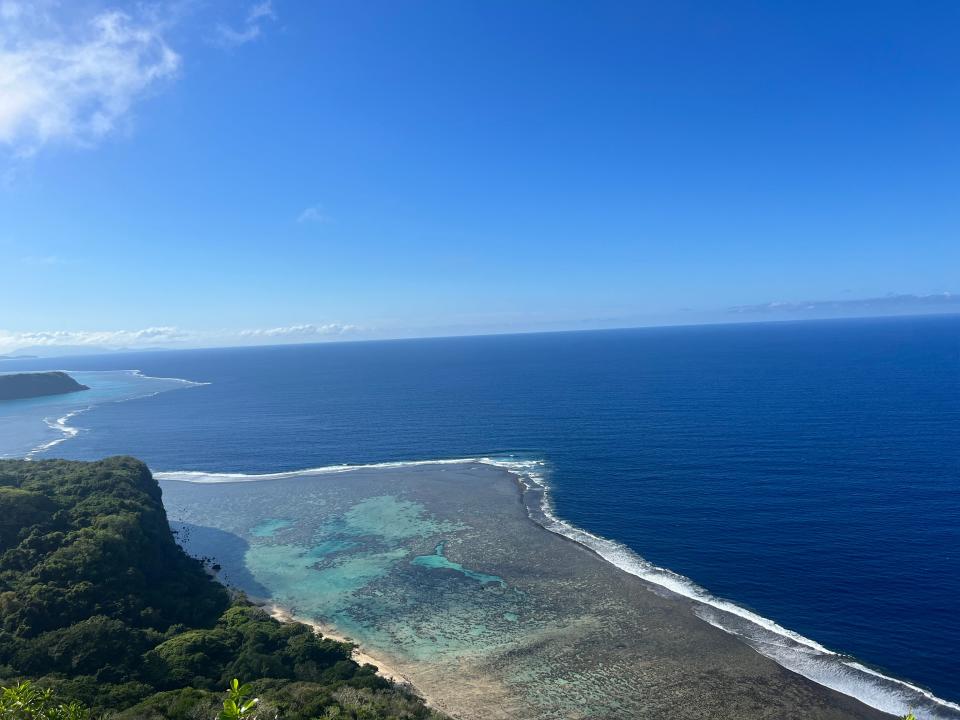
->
2 315 958 707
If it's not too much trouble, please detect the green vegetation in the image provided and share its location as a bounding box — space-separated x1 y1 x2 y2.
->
0 458 442 719
0 681 89 719
0 373 88 402
218 679 257 720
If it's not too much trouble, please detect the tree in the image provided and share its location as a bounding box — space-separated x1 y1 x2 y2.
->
217 679 258 720
0 681 91 720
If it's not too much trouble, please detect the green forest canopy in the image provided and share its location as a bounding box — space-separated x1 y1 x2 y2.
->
0 457 441 720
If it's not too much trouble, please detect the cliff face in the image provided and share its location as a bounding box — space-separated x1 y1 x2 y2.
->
0 458 433 720
0 457 230 634
0 371 89 401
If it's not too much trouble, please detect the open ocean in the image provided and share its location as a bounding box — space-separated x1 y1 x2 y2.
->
1 315 957 714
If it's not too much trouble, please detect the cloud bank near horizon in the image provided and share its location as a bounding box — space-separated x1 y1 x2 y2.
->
3 293 958 356
0 324 361 355
728 292 960 316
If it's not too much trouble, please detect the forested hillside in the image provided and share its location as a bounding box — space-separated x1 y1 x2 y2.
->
0 372 88 401
0 457 440 719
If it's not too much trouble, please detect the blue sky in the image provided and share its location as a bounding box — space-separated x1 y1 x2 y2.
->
1 0 958 351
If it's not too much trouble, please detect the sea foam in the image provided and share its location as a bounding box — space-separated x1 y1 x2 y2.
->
22 370 209 460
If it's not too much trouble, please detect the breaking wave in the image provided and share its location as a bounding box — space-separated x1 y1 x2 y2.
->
24 370 208 459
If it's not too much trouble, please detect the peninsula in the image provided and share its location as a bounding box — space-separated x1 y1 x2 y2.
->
0 371 89 401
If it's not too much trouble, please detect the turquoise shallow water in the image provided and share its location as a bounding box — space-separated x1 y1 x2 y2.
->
159 463 897 720
250 518 295 537
412 542 505 587
0 370 201 458
164 466 520 664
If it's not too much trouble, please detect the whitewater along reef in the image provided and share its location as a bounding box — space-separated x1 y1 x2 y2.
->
160 460 911 720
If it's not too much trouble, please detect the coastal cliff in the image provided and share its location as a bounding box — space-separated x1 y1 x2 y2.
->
0 457 440 720
0 371 89 401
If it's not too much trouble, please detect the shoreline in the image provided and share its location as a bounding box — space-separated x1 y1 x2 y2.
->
2 369 208 460
161 459 958 719
262 603 433 706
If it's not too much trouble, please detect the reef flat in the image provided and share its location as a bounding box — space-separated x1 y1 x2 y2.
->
160 462 889 720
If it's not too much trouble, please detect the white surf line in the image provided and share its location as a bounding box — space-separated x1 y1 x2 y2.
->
23 370 209 460
503 459 959 720
155 455 960 720
25 407 92 459
54 368 212 386
124 369 212 386
156 457 476 483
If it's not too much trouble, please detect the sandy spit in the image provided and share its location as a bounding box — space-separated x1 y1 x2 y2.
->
262 603 435 706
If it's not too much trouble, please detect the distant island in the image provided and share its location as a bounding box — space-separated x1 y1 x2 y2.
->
0 371 89 401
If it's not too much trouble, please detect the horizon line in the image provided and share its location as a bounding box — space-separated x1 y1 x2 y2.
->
3 310 958 361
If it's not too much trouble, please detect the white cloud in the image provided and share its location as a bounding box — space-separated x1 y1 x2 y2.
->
0 326 189 353
214 1 276 48
238 323 358 338
248 2 276 24
0 323 361 354
297 205 329 223
0 4 180 156
728 292 960 315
